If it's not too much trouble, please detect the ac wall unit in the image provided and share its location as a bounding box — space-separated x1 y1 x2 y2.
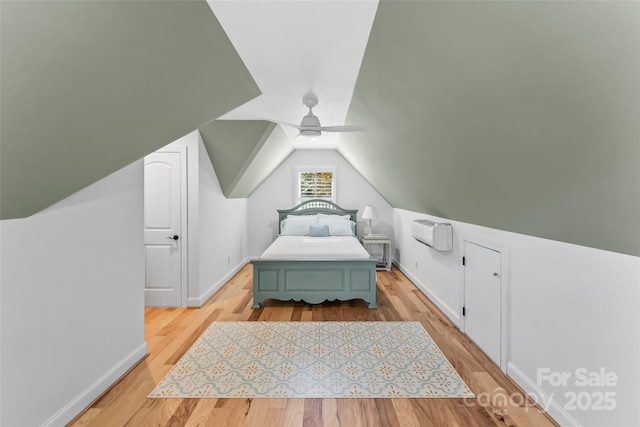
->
411 219 452 251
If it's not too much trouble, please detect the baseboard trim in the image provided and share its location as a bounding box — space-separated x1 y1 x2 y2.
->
188 258 249 307
394 259 573 427
507 362 579 427
395 260 460 327
43 342 148 427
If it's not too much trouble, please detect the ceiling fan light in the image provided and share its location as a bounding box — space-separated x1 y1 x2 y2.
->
299 129 321 139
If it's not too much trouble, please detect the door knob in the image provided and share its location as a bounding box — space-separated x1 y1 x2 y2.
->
493 272 499 277
167 235 179 240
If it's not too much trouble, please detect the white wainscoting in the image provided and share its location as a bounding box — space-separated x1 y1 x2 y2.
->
395 262 461 326
393 207 640 427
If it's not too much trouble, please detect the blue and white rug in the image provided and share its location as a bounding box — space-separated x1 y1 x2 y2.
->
148 321 474 398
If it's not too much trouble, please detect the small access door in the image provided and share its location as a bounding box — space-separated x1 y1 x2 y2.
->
144 150 184 306
463 241 502 366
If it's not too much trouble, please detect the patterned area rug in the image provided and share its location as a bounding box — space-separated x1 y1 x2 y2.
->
148 321 474 398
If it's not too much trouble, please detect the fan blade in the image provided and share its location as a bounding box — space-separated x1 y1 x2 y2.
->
320 125 366 132
265 119 302 130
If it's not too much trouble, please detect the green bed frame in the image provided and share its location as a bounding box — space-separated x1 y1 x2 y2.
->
250 199 378 309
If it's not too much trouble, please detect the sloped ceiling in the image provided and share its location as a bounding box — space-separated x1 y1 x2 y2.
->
1 0 260 219
199 120 293 198
200 121 275 196
3 0 637 257
208 0 378 150
339 1 640 256
193 0 378 200
227 125 293 199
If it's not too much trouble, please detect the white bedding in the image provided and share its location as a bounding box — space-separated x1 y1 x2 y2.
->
260 236 371 259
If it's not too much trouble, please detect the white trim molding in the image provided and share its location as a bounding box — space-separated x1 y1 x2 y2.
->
42 342 148 427
507 362 581 427
294 165 337 205
188 258 250 307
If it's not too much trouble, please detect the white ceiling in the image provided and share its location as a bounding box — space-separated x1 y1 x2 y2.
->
207 0 379 149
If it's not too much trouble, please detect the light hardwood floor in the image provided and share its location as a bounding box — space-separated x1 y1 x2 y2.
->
70 265 557 427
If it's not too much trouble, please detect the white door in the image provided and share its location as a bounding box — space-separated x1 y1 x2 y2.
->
144 151 183 306
464 241 501 365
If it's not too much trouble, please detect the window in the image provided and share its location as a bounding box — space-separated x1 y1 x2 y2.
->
296 167 336 204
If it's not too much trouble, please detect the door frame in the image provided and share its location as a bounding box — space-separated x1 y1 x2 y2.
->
460 234 510 373
147 144 189 306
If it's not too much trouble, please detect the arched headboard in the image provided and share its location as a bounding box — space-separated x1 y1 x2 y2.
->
277 199 358 234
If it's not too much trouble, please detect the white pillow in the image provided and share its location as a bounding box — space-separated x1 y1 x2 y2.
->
281 216 318 235
318 217 356 236
318 213 351 220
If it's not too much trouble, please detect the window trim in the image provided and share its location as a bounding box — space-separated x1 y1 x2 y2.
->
295 166 337 204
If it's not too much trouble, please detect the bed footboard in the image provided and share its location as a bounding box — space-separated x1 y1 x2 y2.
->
250 258 378 309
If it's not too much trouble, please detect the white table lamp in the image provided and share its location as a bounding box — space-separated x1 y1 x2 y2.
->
361 205 377 236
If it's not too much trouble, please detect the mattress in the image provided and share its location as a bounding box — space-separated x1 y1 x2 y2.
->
260 236 371 259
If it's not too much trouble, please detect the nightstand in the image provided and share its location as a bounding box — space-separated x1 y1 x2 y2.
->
361 234 392 271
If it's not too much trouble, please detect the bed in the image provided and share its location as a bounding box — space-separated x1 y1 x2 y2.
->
250 199 378 309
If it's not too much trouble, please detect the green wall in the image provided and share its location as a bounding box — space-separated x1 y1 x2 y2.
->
227 125 294 198
1 0 260 219
199 120 294 198
340 1 640 256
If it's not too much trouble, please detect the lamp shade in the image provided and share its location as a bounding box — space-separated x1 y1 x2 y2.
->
361 205 377 220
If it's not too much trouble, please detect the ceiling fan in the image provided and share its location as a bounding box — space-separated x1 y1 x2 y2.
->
270 94 365 139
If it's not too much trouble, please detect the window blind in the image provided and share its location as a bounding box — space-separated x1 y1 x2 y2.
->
298 171 334 202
